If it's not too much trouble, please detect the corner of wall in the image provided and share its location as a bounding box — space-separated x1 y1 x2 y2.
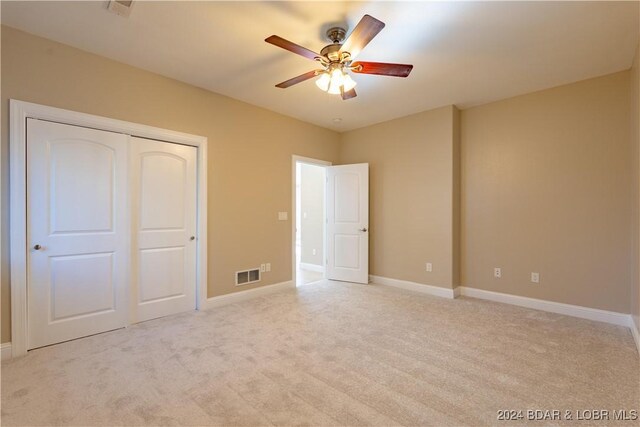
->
632 39 640 333
452 106 461 288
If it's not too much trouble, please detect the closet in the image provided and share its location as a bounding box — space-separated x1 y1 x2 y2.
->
26 118 198 350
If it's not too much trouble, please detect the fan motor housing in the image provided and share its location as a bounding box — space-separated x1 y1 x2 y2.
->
326 26 346 43
320 44 342 62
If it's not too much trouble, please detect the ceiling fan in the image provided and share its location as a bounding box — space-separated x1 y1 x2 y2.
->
265 14 413 100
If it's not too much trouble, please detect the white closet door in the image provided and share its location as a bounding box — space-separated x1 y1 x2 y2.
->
27 119 129 349
326 163 369 284
130 137 197 322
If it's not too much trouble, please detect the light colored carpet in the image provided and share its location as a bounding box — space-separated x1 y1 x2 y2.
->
1 280 638 426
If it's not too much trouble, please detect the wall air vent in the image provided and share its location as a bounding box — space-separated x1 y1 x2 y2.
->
107 1 134 17
236 268 261 286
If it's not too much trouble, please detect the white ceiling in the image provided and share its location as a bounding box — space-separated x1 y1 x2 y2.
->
2 1 638 132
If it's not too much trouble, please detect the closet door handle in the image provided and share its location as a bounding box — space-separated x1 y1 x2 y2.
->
359 228 367 232
33 244 43 250
189 236 195 241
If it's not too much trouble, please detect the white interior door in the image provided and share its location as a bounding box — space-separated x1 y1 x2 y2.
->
130 137 197 322
326 163 369 284
27 119 128 349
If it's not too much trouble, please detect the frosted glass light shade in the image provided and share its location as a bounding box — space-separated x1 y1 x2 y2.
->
328 78 342 94
330 68 344 87
342 74 357 91
315 72 331 91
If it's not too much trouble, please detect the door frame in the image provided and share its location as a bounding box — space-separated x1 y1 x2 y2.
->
9 100 208 357
291 155 331 286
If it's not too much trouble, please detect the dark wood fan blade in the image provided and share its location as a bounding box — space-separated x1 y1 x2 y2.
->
275 70 319 88
339 15 385 59
341 88 357 100
351 61 413 77
265 35 320 60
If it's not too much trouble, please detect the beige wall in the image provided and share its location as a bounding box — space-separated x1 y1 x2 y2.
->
0 26 340 343
461 71 633 313
631 41 640 332
340 106 460 289
299 163 325 266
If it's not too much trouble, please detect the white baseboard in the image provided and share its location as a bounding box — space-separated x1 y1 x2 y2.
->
1 342 12 361
456 286 632 328
369 275 456 299
631 317 640 354
453 286 462 298
299 263 324 273
202 280 295 310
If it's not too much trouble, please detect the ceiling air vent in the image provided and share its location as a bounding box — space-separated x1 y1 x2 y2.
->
107 1 134 17
236 268 261 286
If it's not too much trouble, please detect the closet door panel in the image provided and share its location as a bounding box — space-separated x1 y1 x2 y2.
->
131 137 197 322
27 119 128 349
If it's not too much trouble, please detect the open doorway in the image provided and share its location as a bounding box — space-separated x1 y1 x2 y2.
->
292 156 330 286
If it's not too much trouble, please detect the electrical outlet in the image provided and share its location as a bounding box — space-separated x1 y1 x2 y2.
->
278 212 288 221
312 249 316 256
426 262 432 272
260 264 266 272
494 267 502 278
266 263 271 272
531 272 540 283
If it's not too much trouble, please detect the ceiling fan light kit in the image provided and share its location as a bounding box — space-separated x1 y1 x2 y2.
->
315 63 358 94
265 14 413 100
